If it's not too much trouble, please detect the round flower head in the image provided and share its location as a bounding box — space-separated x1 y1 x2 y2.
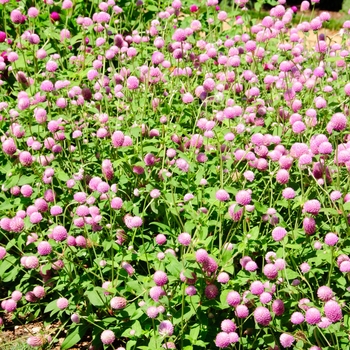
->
324 232 338 246
52 225 67 241
154 271 168 286
110 296 127 309
272 299 285 316
33 286 45 298
37 241 52 256
101 330 115 345
10 217 24 232
147 306 159 318
250 281 264 295
149 286 165 301
217 272 230 284
303 200 321 215
305 307 321 325
27 336 43 347
221 319 236 333
235 304 249 318
205 284 219 299
303 217 316 235
71 313 80 323
178 232 191 246
300 262 311 273
112 131 125 147
216 189 230 201
317 286 333 301
215 332 230 348
19 151 33 167
11 290 22 301
127 76 139 90
228 204 243 222
291 312 304 324
324 300 342 322
245 260 258 272
0 247 6 260
330 191 341 201
158 320 174 336
259 291 272 304
57 297 69 310
235 190 251 205
254 306 271 326
340 261 350 272
331 113 347 131
276 169 289 184
155 234 166 245
40 80 54 92
280 333 295 348
195 249 209 264
3 138 17 155
227 291 241 306
272 227 287 241
186 286 197 296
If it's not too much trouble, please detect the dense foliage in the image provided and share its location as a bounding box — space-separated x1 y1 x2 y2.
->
1 0 350 349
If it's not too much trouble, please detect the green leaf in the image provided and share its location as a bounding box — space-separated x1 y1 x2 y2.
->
165 253 183 277
147 5 159 11
189 323 200 340
4 173 20 189
343 202 350 212
18 175 36 186
61 325 89 350
285 268 299 280
57 171 70 182
0 201 14 211
127 340 137 350
44 299 59 314
85 289 107 307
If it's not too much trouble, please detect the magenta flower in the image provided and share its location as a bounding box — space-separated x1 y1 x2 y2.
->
254 306 271 326
100 330 115 345
56 297 69 310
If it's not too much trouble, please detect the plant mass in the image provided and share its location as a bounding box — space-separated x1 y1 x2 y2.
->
1 0 350 349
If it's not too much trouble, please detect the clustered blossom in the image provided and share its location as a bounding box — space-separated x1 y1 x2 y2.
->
0 1 349 349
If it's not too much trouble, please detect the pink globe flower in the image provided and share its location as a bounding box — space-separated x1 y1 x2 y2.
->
27 336 43 347
153 271 168 286
235 190 251 205
272 299 285 316
37 241 52 256
158 320 174 336
205 284 219 299
216 189 230 201
235 304 249 318
324 232 338 246
110 296 127 309
101 330 115 345
254 306 271 326
280 333 295 348
221 319 236 333
178 232 191 246
52 225 67 241
226 291 240 307
303 200 321 215
272 227 287 241
324 300 342 322
215 332 230 348
305 307 321 325
317 286 333 301
57 297 69 310
291 311 304 324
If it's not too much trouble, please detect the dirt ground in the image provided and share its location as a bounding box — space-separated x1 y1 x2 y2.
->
0 316 93 349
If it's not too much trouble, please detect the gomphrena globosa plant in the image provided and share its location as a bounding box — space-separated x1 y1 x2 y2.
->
1 0 350 349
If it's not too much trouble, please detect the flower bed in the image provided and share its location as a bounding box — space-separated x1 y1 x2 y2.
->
1 0 350 349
